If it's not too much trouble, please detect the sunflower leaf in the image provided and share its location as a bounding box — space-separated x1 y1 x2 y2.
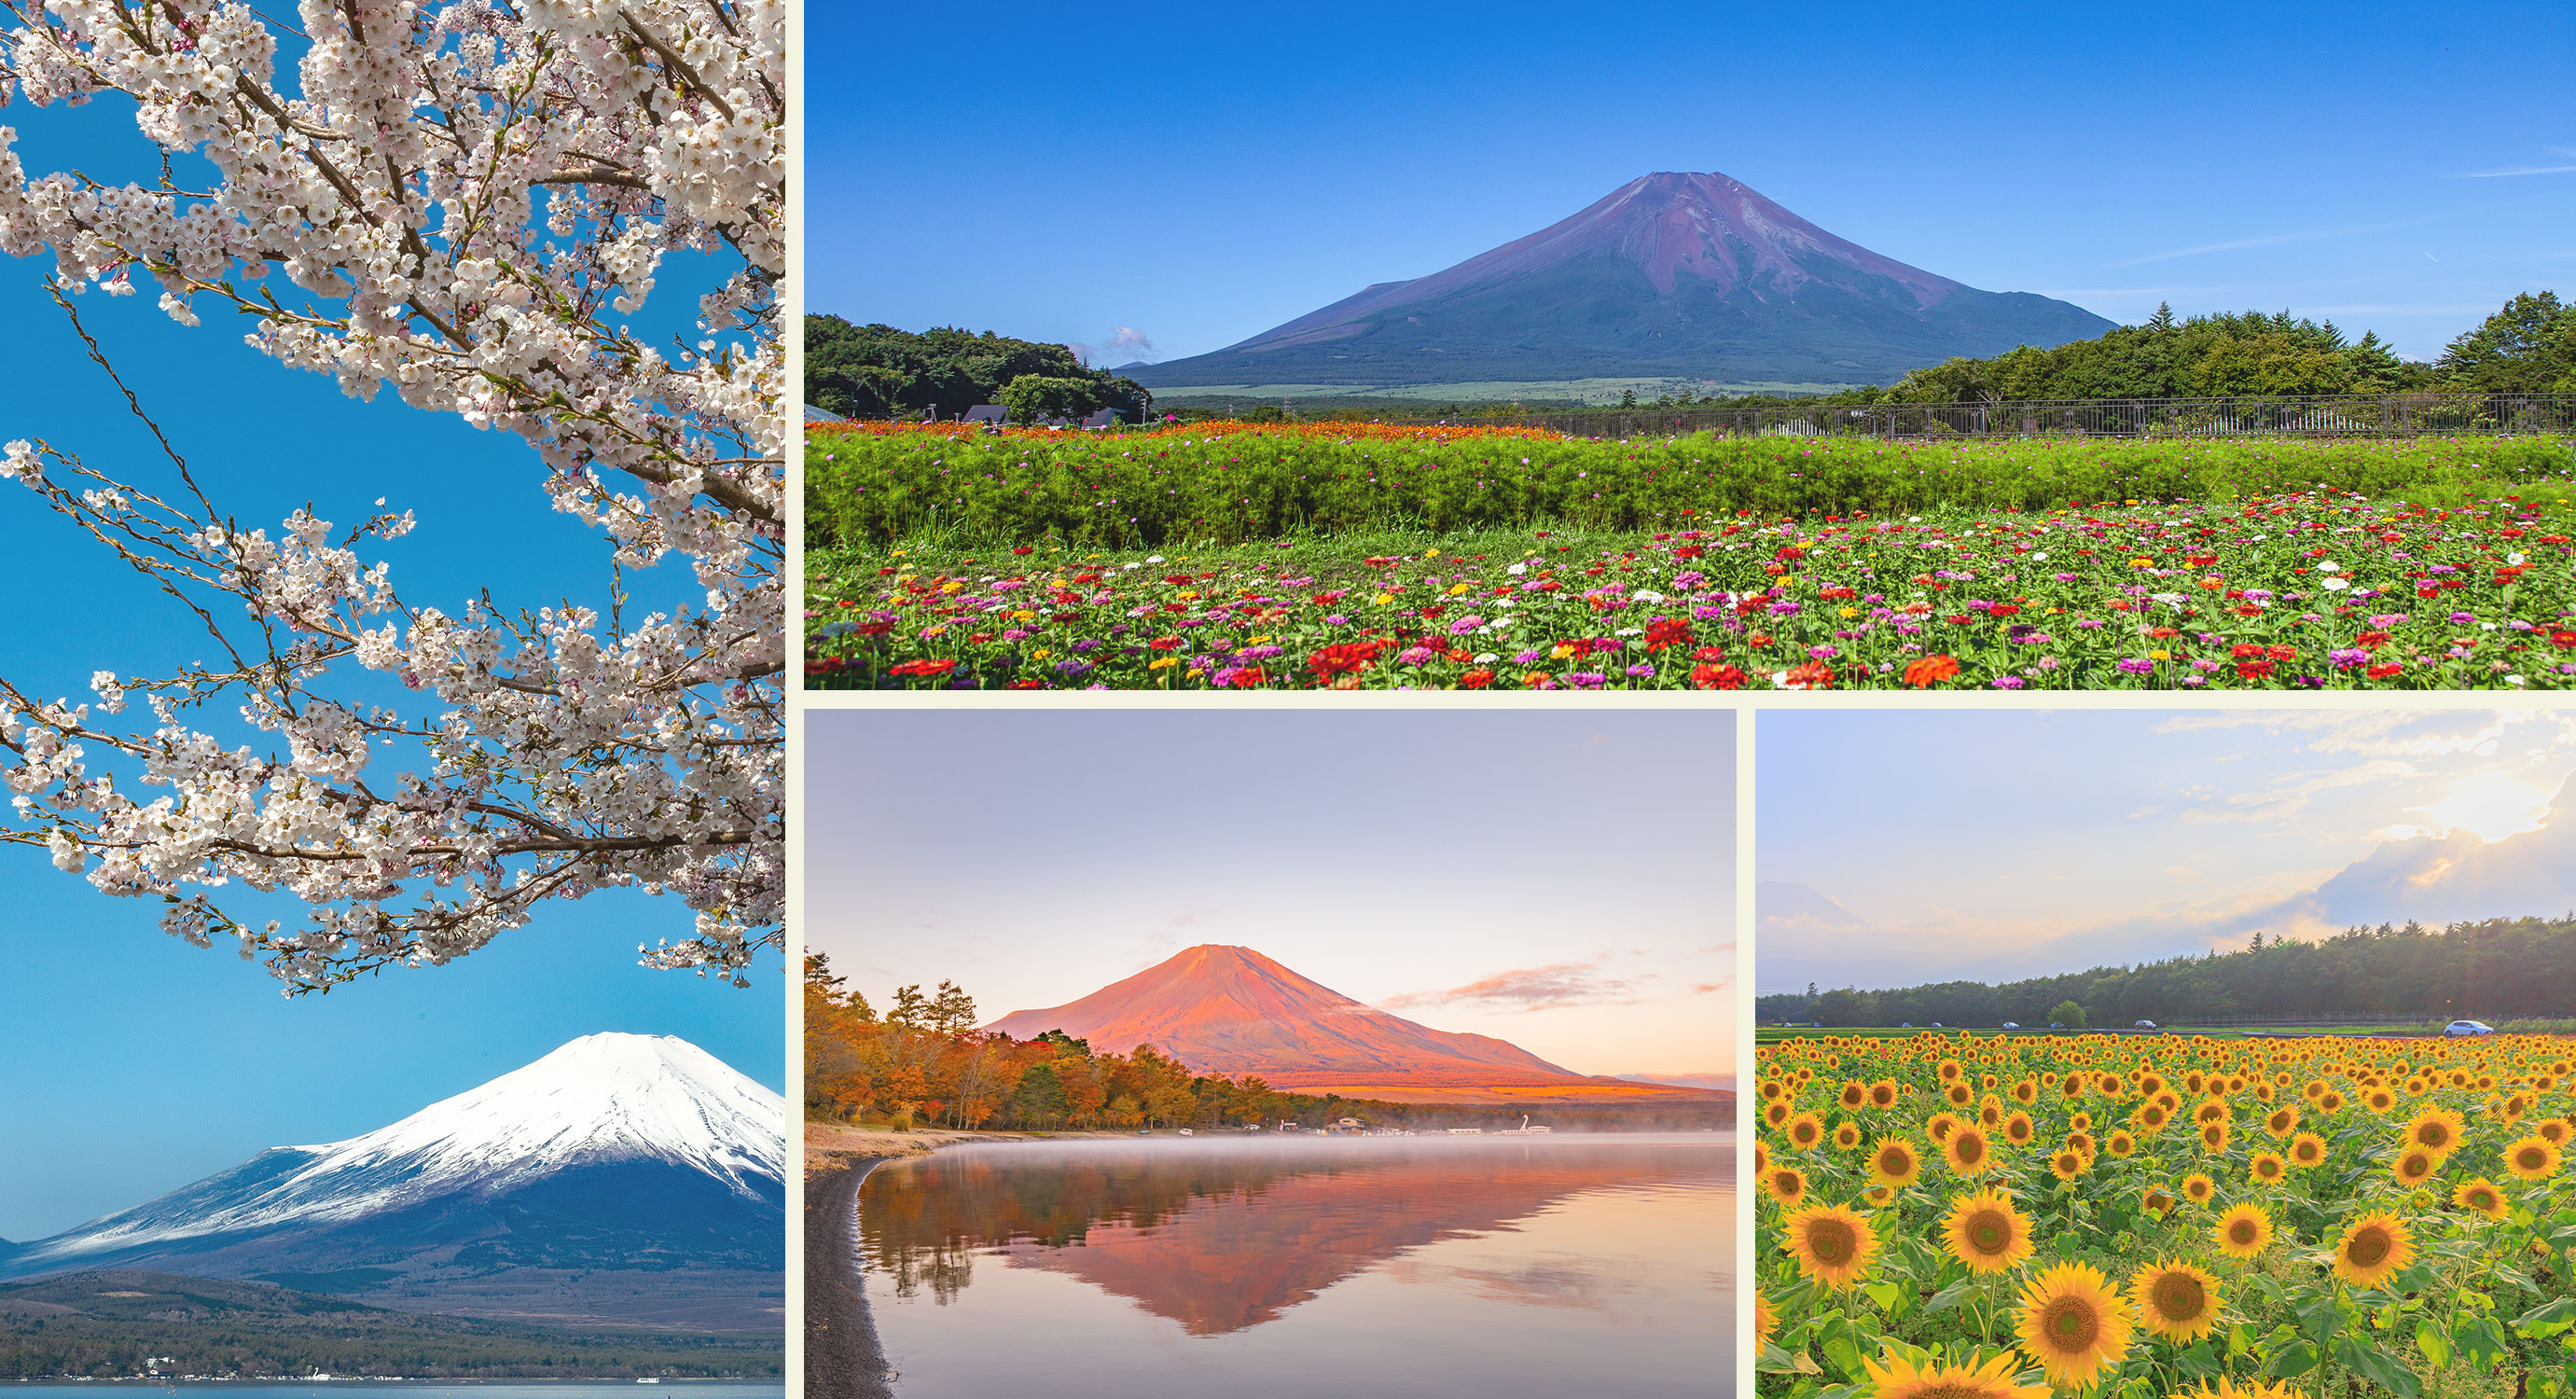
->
2416 1317 2452 1369
2516 1297 2576 1339
2333 1335 2421 1399
1923 1279 1979 1315
2266 1337 2322 1378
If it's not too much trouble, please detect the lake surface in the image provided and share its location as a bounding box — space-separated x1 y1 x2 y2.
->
853 1135 1732 1398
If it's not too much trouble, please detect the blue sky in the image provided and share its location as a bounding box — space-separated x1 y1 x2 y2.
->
0 90 782 1241
1757 709 2576 995
810 0 2573 367
804 710 1736 1086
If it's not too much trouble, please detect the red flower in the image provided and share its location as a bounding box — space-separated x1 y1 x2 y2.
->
2356 630 2392 650
889 658 959 678
1148 636 1184 650
1004 679 1046 688
1782 660 1835 690
2266 644 2297 661
2367 662 2404 679
1692 645 1727 662
1644 618 1693 652
1011 546 1034 555
2236 659 2276 680
1689 663 1746 690
1459 669 1496 689
2230 643 2268 659
2553 630 2576 650
1308 643 1383 679
1988 603 2022 618
1902 655 1960 687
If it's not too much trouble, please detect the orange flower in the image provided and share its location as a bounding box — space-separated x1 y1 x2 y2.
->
1903 654 1961 687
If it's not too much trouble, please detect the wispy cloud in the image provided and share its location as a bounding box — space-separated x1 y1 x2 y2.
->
2456 164 2576 179
1382 956 1636 1011
2111 219 2432 268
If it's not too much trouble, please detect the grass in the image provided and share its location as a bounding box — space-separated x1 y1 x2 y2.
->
1754 1022 2576 1043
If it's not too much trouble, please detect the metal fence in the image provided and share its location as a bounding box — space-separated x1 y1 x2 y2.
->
1403 392 2576 441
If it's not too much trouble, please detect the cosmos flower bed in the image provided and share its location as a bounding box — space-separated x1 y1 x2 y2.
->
805 423 2572 552
1752 1032 2576 1399
805 491 2576 690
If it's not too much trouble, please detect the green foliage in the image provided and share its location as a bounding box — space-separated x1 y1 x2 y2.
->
0 1271 781 1379
2048 999 2088 1030
1887 304 2435 403
804 426 2575 551
803 316 1149 421
2439 293 2576 394
998 374 1110 424
1768 915 2576 1027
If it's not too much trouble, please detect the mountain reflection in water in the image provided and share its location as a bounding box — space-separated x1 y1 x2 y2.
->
857 1135 1728 1355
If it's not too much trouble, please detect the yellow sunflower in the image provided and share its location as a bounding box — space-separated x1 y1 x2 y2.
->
1781 1201 1878 1289
1834 1122 1863 1150
2003 1111 2036 1145
1755 1290 1776 1349
1786 1111 1826 1150
1754 1141 1768 1176
2198 1120 2231 1155
2213 1202 2273 1260
1943 1187 2036 1274
1868 1078 1899 1110
2175 1380 2305 1399
2014 1260 2135 1391
1860 1349 2050 1399
1863 1183 1896 1207
1765 1164 1808 1207
1927 1111 1963 1143
2250 1152 2286 1184
1838 1080 1868 1111
2129 1258 2223 1343
2264 1106 2299 1138
1945 1124 1996 1176
2140 1184 2178 1216
2107 1130 2138 1158
2288 1131 2327 1168
2452 1177 2506 1219
2049 1147 2089 1182
2505 1135 2563 1182
2181 1172 2216 1204
2330 1212 2415 1289
1869 1135 1923 1188
2391 1145 2440 1186
2404 1104 2466 1158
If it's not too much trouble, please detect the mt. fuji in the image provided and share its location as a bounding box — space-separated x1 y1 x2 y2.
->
0 1034 785 1332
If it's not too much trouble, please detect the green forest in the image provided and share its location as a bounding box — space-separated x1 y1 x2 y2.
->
0 1271 782 1379
804 317 1152 422
1754 914 2576 1029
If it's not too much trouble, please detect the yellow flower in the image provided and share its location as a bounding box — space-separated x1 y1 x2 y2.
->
941 580 964 593
2150 648 2171 660
1549 644 1576 661
2015 1260 2133 1390
2506 1135 2563 1181
2213 1203 2272 1260
1447 582 1473 596
2130 558 2153 568
1373 593 1393 606
1010 608 1036 620
1147 657 1178 671
1838 606 1859 618
1868 1136 1923 1187
2453 1177 2506 1219
1943 1187 2034 1274
1861 1350 2050 1399
1031 649 1052 660
2330 1212 2415 1288
1176 589 1198 601
1780 1202 1878 1289
1424 548 1441 558
1249 635 1273 644
2130 1258 2223 1343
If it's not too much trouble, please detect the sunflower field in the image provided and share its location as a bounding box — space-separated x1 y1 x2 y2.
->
1752 1032 2576 1399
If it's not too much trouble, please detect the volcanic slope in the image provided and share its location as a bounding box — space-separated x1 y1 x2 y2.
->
0 1033 787 1332
1129 170 2112 391
983 945 1718 1106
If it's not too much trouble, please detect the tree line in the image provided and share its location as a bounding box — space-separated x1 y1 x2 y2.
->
804 317 1153 422
1755 914 2576 1028
806 954 1419 1130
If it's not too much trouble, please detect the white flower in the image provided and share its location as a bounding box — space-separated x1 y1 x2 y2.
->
1506 561 1529 575
2031 551 2048 561
1631 589 1665 604
2318 561 2340 572
2323 577 2350 591
2510 552 2528 565
1145 555 1166 563
1474 653 1497 664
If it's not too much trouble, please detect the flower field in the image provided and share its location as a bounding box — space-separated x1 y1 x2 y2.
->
1752 1032 2576 1399
806 488 2576 689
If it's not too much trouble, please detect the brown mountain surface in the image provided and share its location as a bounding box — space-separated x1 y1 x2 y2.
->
982 945 1716 1105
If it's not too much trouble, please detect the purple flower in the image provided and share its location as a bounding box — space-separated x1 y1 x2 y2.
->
1449 616 1485 636
2369 614 2409 628
1625 662 1655 678
1564 672 1608 688
1241 644 1284 661
1768 601 1802 616
1672 571 1706 589
2329 648 2369 669
1396 646 1437 667
2116 658 2154 674
1053 658 1093 677
2448 611 2476 625
1324 613 1351 626
2181 674 2207 686
1514 648 1545 665
1692 605 1729 621
1989 675 2026 689
1807 644 1839 660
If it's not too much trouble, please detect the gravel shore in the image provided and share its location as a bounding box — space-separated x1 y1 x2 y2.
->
803 1157 892 1399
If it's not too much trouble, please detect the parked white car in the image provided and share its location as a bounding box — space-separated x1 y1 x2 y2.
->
2444 1019 2496 1037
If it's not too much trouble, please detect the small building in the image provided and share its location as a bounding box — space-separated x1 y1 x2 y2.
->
1078 408 1119 430
1336 1116 1362 1129
961 405 1008 428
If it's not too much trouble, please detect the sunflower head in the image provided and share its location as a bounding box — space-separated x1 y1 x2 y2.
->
2265 1106 2297 1137
1834 1122 1863 1150
2198 1120 2231 1154
2331 1211 2416 1289
1755 1290 1777 1349
2213 1202 2273 1260
2452 1176 2506 1219
1869 1135 1923 1186
2049 1147 2087 1182
1944 1186 2036 1274
2288 1131 2326 1167
2130 1258 2223 1343
2004 1112 2035 1145
2405 1105 2465 1157
2391 1146 2439 1186
1839 1080 1867 1110
1869 1079 1898 1110
1766 1165 1808 1207
1860 1349 2051 1399
1787 1112 1825 1150
2181 1172 2215 1204
1781 1201 1879 1289
2140 1184 2177 1216
2538 1117 2570 1146
2108 1130 2138 1158
2250 1152 2285 1184
2015 1260 2135 1391
1945 1125 1994 1176
2506 1135 2562 1182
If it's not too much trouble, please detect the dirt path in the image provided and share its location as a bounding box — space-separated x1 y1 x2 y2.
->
803 1158 891 1399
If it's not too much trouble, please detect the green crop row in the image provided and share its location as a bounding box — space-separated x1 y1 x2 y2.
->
804 429 2576 551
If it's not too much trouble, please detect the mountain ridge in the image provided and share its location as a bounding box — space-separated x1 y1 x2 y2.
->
986 944 1719 1106
1131 170 2113 391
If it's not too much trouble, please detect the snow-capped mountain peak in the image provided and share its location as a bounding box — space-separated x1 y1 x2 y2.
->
21 1032 783 1263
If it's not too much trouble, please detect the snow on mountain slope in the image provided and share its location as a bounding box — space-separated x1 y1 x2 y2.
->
17 1033 782 1265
